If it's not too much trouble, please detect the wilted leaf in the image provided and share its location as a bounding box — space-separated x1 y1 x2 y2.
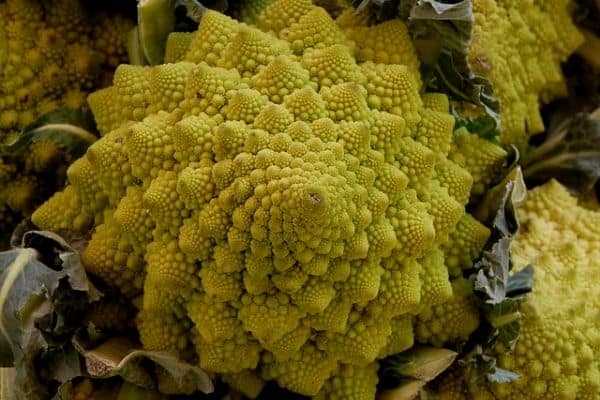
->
55 377 123 400
0 231 99 400
0 368 16 400
577 29 600 70
460 345 520 386
1 108 97 159
75 336 213 395
379 346 457 394
474 166 526 231
457 169 532 385
408 1 500 139
486 367 519 384
506 265 534 298
473 242 509 304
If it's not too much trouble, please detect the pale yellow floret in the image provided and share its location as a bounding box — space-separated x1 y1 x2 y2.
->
469 0 584 149
281 7 350 54
448 129 507 196
301 44 365 88
250 55 314 103
431 180 600 399
416 277 480 346
257 0 314 35
184 10 240 65
441 213 490 277
164 32 195 63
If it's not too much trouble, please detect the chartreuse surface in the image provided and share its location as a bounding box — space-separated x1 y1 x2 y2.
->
30 0 594 399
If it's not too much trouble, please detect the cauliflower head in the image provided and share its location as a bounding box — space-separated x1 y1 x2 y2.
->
430 180 600 400
469 0 584 150
33 1 505 397
0 0 132 248
0 0 131 142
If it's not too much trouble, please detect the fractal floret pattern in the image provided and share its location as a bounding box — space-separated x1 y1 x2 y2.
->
469 0 584 149
0 0 132 247
430 180 600 400
33 1 503 397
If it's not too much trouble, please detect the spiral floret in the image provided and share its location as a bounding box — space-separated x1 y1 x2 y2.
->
31 3 506 398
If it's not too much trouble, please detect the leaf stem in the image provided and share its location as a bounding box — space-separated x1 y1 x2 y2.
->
0 249 39 360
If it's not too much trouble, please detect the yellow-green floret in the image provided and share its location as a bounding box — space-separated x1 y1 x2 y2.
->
469 0 584 150
0 0 132 248
32 3 507 398
429 180 600 399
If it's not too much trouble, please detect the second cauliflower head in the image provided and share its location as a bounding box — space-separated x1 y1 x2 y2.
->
0 0 133 247
429 180 600 400
33 1 502 398
468 0 584 150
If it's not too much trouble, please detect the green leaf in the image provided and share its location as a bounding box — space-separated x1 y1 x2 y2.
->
1 108 97 159
347 0 501 139
127 26 150 66
408 1 500 139
0 231 99 400
383 346 457 382
379 346 457 394
137 0 177 65
74 336 213 395
523 108 600 195
453 114 498 141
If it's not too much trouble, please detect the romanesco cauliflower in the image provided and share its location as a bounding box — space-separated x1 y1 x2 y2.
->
32 1 507 397
469 0 584 150
429 180 600 400
0 0 132 248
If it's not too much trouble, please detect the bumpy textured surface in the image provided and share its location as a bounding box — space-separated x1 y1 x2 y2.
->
33 2 505 398
430 180 600 400
469 0 583 149
0 0 132 247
